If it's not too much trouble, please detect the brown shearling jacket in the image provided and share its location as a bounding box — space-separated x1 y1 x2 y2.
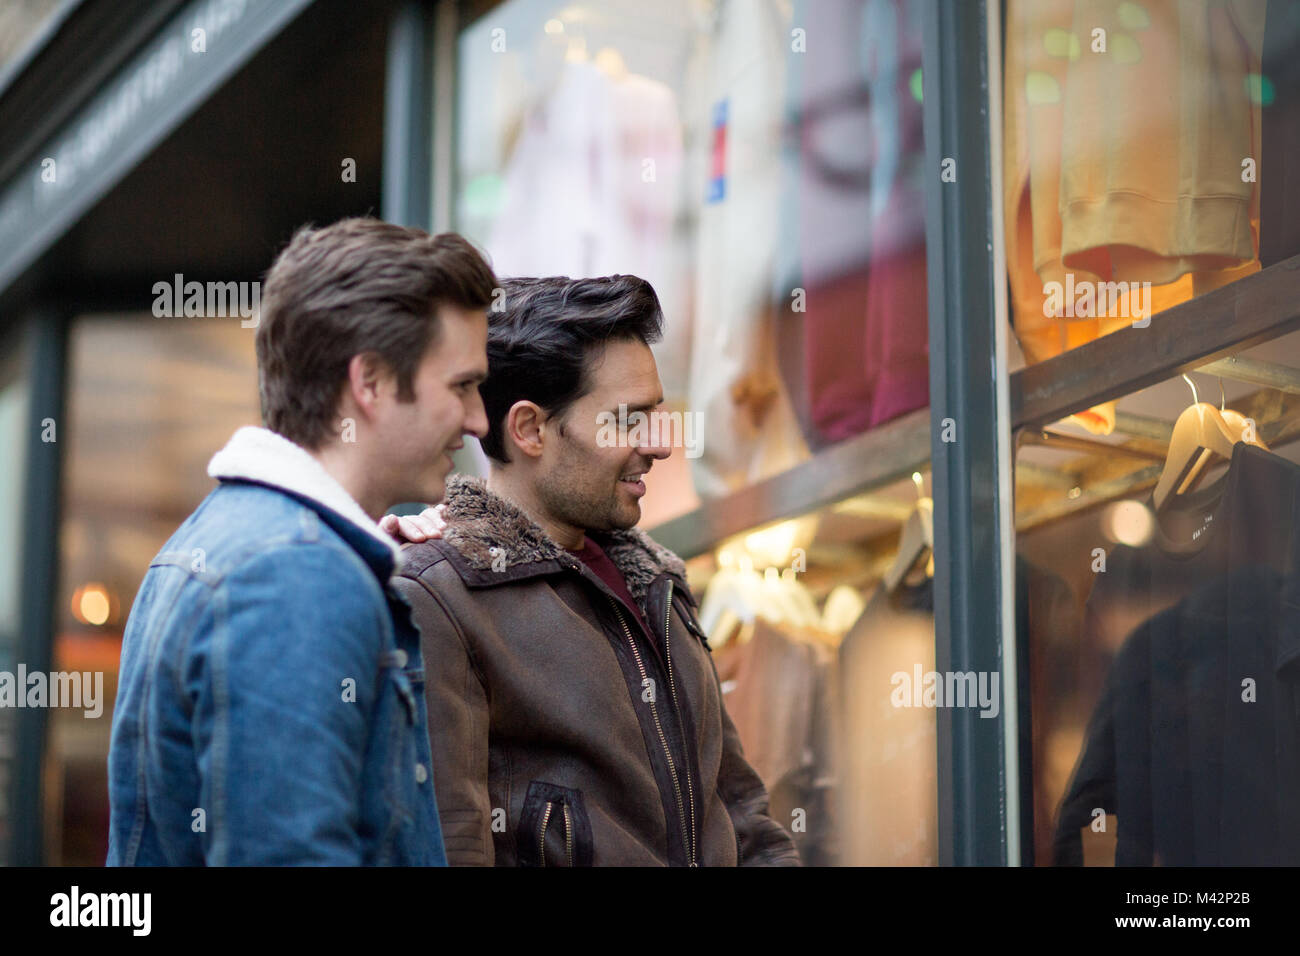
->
392 475 800 866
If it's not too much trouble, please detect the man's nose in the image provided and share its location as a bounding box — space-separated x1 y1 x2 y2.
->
638 427 673 461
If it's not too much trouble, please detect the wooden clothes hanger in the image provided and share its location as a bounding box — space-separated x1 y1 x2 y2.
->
884 473 934 593
708 607 751 649
778 566 822 628
1151 375 1253 511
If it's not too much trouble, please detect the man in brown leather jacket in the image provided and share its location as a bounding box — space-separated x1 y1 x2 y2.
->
385 275 799 866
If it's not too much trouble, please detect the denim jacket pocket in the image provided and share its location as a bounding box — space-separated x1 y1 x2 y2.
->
516 781 594 867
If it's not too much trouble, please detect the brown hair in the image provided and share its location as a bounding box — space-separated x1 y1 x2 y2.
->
256 218 497 449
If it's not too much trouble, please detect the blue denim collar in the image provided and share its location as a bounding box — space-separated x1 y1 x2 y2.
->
280 487 398 584
208 425 403 572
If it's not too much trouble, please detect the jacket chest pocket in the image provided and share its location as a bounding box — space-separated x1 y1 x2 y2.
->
517 781 594 867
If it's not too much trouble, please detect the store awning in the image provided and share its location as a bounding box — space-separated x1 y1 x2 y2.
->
0 0 316 305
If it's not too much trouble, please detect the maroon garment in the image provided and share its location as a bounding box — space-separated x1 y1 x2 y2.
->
569 534 653 640
795 0 929 447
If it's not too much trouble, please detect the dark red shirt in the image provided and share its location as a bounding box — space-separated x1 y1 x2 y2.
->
568 534 653 641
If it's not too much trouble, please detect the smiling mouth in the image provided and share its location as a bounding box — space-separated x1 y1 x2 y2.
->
619 459 654 483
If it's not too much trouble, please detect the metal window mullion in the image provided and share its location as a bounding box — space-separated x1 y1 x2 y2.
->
382 1 436 230
11 308 68 866
921 0 1012 866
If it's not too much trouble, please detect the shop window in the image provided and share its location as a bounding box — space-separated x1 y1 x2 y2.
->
681 468 941 865
1008 0 1300 867
46 314 259 865
1003 0 1300 432
455 0 930 524
454 0 936 864
1018 333 1300 865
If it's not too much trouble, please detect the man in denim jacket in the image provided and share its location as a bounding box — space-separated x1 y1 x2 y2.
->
106 218 497 865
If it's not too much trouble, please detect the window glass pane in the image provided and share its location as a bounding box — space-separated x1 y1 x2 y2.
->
1007 0 1300 867
47 314 259 865
1003 0 1299 432
455 0 934 864
1017 329 1300 865
0 327 30 865
456 0 930 526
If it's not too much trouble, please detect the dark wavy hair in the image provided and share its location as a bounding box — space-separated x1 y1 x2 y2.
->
479 275 664 464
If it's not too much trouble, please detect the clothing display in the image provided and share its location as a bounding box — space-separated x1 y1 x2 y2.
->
446 0 1300 872
685 0 811 497
712 619 839 865
1003 0 1266 432
486 58 691 390
1053 443 1300 865
837 577 937 865
793 0 928 446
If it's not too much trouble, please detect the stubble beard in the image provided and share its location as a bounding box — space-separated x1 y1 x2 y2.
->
537 465 638 535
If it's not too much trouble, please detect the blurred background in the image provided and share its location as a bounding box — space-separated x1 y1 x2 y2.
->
2 0 1298 868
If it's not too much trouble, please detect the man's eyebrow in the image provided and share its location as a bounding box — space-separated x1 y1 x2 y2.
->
614 397 664 414
456 368 489 383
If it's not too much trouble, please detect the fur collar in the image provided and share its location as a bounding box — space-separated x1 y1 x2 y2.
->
438 474 686 604
207 426 403 567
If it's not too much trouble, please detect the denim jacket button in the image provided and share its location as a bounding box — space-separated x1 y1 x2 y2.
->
393 648 409 668
414 762 429 784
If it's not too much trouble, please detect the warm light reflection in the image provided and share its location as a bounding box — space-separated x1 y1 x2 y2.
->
1101 499 1155 548
743 519 801 570
72 583 112 626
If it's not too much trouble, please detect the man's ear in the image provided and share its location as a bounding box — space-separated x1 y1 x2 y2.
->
346 351 391 420
505 400 547 460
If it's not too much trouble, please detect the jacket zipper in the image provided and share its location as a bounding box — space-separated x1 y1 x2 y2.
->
662 581 698 866
537 799 574 867
607 595 695 866
562 803 574 866
539 801 553 867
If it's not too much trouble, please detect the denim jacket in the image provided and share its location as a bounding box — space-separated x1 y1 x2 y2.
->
106 426 446 866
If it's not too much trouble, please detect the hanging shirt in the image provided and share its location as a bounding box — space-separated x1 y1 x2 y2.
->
795 0 929 445
838 577 938 865
1001 0 1265 432
1056 0 1265 283
713 619 840 865
685 0 811 497
1054 443 1300 865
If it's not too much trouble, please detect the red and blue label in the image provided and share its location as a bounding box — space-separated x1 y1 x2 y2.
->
707 99 727 204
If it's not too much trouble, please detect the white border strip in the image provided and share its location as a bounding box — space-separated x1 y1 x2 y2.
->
986 0 1020 866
